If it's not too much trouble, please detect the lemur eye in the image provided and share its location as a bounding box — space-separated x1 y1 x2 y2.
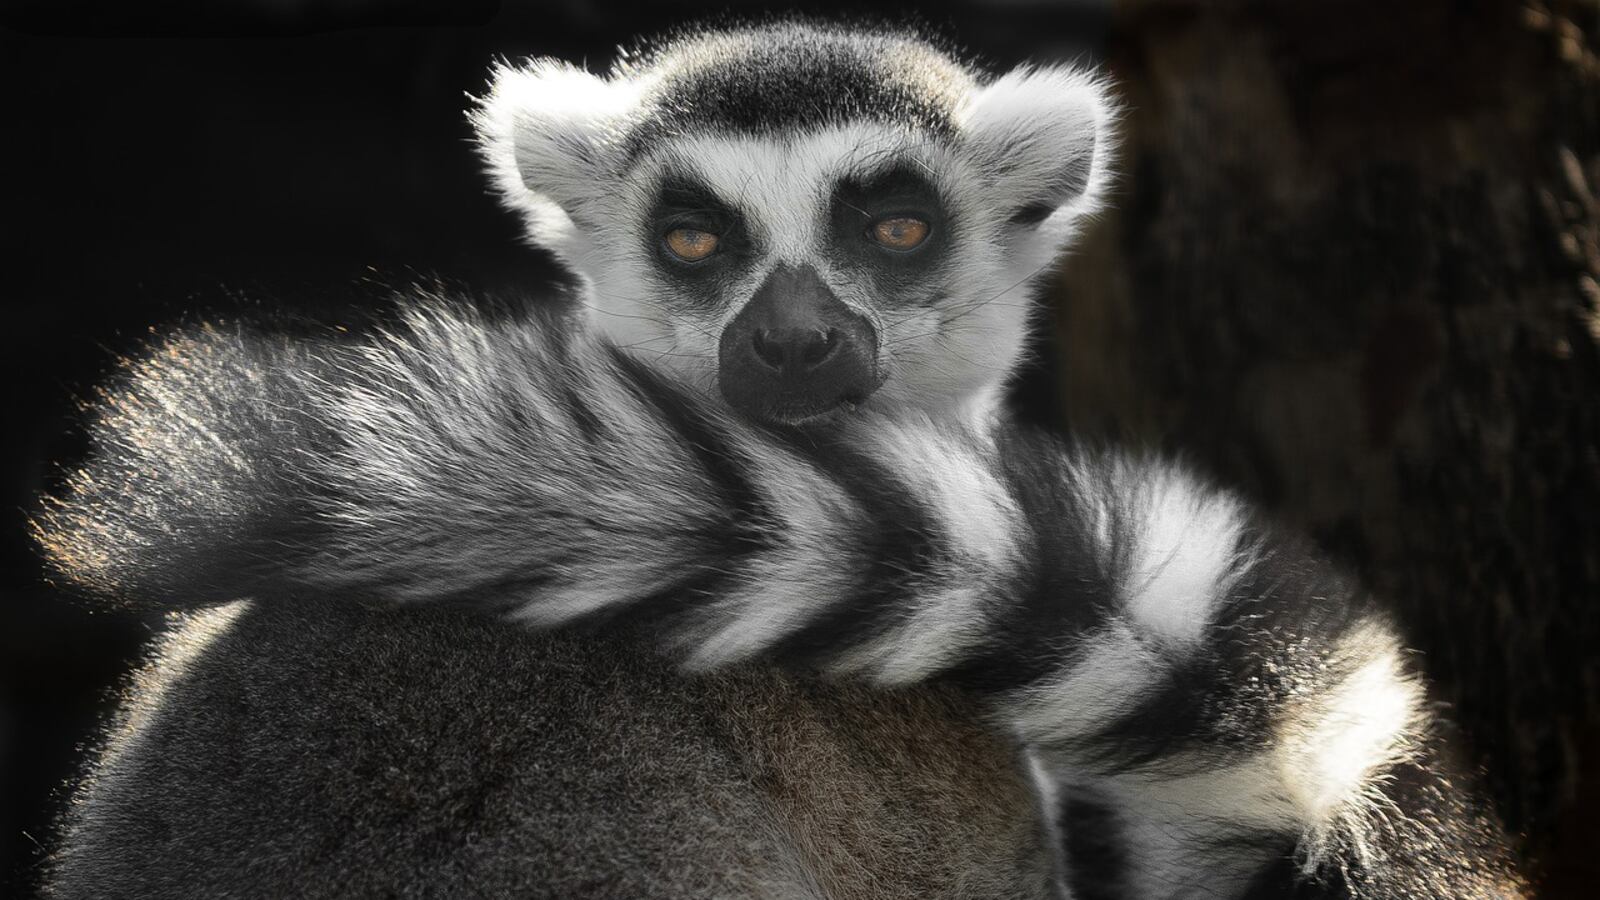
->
869 216 930 251
664 228 720 262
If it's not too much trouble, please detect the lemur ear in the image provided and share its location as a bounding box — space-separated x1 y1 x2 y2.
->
472 60 641 250
962 65 1115 227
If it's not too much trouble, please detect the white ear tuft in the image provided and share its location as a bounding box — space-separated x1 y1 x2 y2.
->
961 65 1117 227
471 60 644 254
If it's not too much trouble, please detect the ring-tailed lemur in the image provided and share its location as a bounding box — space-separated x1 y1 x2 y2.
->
34 23 1524 899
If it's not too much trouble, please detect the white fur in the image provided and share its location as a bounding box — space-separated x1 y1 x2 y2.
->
1116 462 1253 649
1006 620 1165 745
959 64 1117 245
472 60 652 268
1276 619 1426 868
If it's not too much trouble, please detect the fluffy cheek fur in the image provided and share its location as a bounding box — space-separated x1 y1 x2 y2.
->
574 184 727 394
586 259 724 395
866 158 1043 416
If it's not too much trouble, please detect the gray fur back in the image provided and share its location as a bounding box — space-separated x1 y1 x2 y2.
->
50 596 1051 899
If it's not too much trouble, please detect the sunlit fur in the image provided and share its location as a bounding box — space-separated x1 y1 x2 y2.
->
472 23 1114 417
37 301 1525 897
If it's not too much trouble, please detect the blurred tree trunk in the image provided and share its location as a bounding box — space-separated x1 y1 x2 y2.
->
1053 0 1599 892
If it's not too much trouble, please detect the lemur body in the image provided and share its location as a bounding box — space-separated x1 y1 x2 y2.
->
36 24 1523 898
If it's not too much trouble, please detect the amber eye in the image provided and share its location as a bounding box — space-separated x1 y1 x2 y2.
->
664 228 720 262
869 216 931 251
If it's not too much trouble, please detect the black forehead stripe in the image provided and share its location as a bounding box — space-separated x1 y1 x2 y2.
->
618 25 974 161
641 53 955 139
655 175 732 214
836 164 942 203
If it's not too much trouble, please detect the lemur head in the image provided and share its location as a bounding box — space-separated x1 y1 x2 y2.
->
475 23 1113 424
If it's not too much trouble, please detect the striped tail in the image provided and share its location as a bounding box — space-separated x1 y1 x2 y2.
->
37 303 1526 898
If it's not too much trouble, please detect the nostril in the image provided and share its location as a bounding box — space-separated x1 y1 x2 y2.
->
750 330 785 369
800 329 838 367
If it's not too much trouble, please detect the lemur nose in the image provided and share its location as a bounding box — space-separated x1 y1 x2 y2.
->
719 265 882 424
749 327 840 374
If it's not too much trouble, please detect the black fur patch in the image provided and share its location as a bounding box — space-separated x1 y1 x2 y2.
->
1058 789 1128 900
621 24 974 160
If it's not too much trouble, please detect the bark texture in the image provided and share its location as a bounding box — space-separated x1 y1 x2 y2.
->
1051 0 1600 891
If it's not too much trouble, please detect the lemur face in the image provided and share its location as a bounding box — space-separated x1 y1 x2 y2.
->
576 123 1051 424
476 24 1112 424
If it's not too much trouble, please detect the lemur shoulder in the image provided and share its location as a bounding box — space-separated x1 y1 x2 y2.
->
35 23 1526 899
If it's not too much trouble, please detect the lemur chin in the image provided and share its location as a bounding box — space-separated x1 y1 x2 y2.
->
472 23 1114 423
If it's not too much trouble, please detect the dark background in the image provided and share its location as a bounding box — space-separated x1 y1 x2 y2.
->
4 0 1597 897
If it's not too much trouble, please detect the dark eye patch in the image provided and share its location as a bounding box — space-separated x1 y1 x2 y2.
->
646 173 754 310
648 175 753 271
828 165 951 302
831 166 944 232
652 176 739 234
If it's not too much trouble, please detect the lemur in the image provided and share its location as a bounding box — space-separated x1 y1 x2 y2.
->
34 23 1524 899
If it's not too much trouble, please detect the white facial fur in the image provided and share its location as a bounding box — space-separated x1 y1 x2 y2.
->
474 51 1114 419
